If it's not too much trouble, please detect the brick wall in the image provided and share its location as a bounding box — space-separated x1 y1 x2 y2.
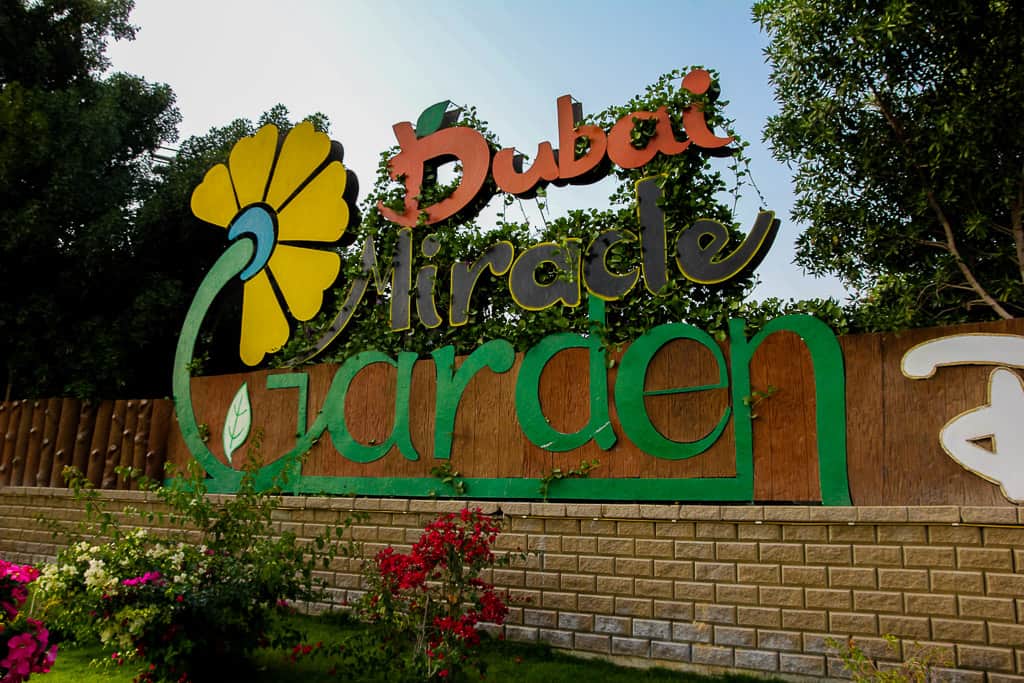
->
1 488 1022 681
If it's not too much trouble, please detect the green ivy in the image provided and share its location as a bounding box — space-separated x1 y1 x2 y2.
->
274 70 846 367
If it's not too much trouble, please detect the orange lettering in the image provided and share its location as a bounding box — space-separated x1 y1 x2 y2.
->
378 122 492 227
556 95 608 183
492 142 559 196
607 107 690 170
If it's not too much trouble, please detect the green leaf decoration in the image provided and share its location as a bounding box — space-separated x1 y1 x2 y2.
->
223 382 251 464
415 100 453 138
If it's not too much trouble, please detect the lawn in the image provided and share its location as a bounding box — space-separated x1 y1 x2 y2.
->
40 613 776 683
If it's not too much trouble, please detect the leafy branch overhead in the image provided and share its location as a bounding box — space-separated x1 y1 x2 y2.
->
755 0 1024 330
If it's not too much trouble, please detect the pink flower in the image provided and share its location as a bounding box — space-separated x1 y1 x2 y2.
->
1 632 40 679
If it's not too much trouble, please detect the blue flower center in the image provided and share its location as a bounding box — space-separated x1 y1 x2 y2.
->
227 205 276 281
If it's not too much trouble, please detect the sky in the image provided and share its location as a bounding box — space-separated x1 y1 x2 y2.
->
105 0 847 302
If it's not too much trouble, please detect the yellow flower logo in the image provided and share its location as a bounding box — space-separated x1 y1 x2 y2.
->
190 122 353 366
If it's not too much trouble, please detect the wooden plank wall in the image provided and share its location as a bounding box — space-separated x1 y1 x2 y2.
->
4 318 1024 506
0 399 172 489
164 317 1024 506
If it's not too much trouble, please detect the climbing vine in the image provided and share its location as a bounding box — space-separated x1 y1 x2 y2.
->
273 69 844 367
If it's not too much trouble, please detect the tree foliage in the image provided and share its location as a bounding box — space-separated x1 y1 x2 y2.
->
755 0 1024 330
0 0 327 397
0 0 179 397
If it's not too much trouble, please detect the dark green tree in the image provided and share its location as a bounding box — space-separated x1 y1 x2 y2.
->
0 0 325 397
754 0 1024 330
0 0 179 397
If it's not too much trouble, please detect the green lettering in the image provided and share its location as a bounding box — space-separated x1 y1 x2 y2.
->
728 315 851 505
324 350 419 463
515 297 616 451
431 340 516 459
615 323 729 459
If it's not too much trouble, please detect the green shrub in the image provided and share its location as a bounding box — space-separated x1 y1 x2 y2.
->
828 635 948 682
38 455 359 682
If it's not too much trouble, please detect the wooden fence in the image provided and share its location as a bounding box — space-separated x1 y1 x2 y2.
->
0 398 173 489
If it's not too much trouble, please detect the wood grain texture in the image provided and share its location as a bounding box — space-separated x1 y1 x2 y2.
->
50 398 80 488
35 398 63 488
84 401 114 487
9 401 34 486
130 400 153 489
20 400 47 487
2 319 1020 506
0 401 22 486
116 401 139 489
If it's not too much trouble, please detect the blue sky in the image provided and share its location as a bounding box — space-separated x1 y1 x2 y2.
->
106 0 846 301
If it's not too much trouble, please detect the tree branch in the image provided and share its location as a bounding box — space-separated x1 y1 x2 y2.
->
870 85 1013 319
1011 163 1024 284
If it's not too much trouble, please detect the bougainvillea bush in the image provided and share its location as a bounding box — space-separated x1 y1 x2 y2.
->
37 462 358 682
0 559 57 682
289 508 511 681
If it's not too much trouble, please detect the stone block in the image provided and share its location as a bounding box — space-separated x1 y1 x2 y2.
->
877 615 929 639
632 618 671 640
959 595 1015 621
878 568 929 591
694 561 736 583
691 644 733 667
651 640 691 661
957 546 1012 571
779 652 826 677
737 563 780 584
538 628 573 648
594 615 630 635
573 633 610 653
956 644 1014 672
781 609 827 632
853 590 903 613
673 621 712 643
759 543 804 563
557 612 593 631
694 602 735 624
611 636 650 656
674 541 714 560
653 600 693 621
802 540 851 565
829 612 878 635
713 625 755 647
614 596 652 618
903 545 956 568
758 585 803 608
615 557 653 576
653 560 693 580
757 629 802 651
736 607 781 628
932 619 985 643
734 648 779 671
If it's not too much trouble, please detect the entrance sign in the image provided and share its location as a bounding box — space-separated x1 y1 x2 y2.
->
174 69 1024 507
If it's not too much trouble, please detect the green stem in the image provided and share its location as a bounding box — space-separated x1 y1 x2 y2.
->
172 240 254 490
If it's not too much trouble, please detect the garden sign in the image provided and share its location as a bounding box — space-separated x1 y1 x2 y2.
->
170 69 1023 507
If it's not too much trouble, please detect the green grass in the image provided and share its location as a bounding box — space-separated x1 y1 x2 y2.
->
41 614 776 682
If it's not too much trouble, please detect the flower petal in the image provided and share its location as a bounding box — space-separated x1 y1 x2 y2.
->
276 161 348 243
239 271 289 366
190 164 237 227
229 124 278 207
265 121 330 209
268 244 340 321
